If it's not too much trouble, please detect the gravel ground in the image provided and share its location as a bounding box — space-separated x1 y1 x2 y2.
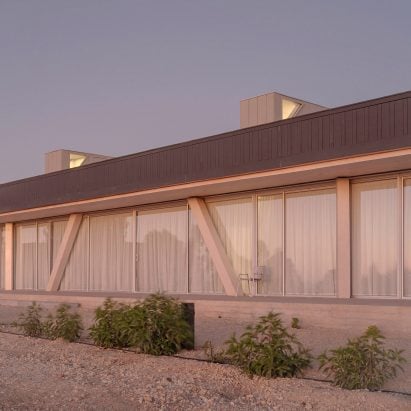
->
0 333 410 411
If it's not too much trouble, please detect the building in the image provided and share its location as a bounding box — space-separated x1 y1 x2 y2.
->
0 90 410 388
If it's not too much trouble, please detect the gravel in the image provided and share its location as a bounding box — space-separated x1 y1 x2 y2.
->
0 333 410 410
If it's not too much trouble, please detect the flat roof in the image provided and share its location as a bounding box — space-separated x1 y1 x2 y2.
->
1 91 410 214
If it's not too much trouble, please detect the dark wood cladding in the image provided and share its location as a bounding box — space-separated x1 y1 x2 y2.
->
1 91 411 213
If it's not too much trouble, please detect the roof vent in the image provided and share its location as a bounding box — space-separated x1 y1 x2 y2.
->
240 92 327 128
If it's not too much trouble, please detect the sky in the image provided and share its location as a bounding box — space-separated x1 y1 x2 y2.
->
1 0 410 183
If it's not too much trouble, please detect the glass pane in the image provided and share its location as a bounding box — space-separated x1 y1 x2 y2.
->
282 99 301 119
14 224 37 290
61 217 89 291
37 222 51 290
188 210 223 294
136 207 188 293
89 213 133 292
0 225 5 290
52 220 68 266
404 179 411 297
208 198 253 293
257 194 283 295
285 189 336 296
352 180 398 297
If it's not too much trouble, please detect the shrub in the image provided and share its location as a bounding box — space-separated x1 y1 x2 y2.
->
89 294 193 355
319 325 406 390
13 302 82 342
13 302 44 337
89 298 132 348
291 317 301 329
126 294 193 356
44 304 83 342
223 312 311 378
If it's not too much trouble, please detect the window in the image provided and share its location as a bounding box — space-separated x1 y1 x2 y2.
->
282 98 301 119
351 180 398 297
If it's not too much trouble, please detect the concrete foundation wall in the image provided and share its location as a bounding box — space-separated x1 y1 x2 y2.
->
1 293 410 393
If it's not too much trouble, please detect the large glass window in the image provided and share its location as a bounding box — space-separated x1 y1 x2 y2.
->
136 206 187 293
188 211 223 294
257 194 283 294
89 213 134 292
285 190 336 296
61 217 89 291
352 180 398 297
208 198 253 293
404 179 411 297
0 225 5 289
15 220 67 290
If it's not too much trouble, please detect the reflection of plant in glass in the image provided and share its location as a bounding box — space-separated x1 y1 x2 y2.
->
319 326 406 390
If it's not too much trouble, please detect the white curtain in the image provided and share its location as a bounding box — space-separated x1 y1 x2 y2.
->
403 179 411 297
52 220 67 267
0 225 5 289
257 195 283 295
188 210 224 294
285 189 336 296
37 223 51 290
14 224 37 290
89 213 134 292
61 217 89 291
352 180 398 297
208 198 253 293
136 207 187 293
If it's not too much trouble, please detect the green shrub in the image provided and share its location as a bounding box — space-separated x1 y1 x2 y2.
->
89 294 193 355
319 325 406 390
44 304 83 342
223 312 311 378
13 302 82 342
13 302 44 337
89 298 132 348
126 294 193 355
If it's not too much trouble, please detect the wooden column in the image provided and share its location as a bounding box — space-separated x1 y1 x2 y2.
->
336 178 351 298
188 197 240 296
4 223 14 290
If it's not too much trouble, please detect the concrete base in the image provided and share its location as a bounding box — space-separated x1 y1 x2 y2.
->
1 292 410 393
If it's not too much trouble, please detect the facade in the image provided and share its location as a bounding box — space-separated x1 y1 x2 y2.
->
0 91 411 388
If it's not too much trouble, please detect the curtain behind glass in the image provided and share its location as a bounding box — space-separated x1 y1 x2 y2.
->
0 225 4 289
52 220 68 266
136 207 187 293
285 189 336 296
208 198 253 293
404 179 411 297
37 223 51 290
188 211 223 294
89 213 133 291
61 217 89 291
257 194 283 295
352 180 398 297
15 224 37 290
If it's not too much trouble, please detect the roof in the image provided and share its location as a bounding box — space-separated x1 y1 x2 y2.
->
1 91 410 214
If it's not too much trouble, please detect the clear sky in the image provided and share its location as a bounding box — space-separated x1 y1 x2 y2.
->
1 0 410 183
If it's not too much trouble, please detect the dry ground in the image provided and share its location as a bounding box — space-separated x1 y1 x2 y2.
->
0 333 410 410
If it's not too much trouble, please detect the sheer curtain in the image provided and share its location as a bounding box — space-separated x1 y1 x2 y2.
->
61 217 89 291
52 220 68 267
188 210 223 294
257 194 283 295
89 213 133 292
136 207 187 293
285 189 336 296
0 225 4 289
403 179 411 297
352 180 398 297
37 223 51 290
14 224 37 290
207 198 253 293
